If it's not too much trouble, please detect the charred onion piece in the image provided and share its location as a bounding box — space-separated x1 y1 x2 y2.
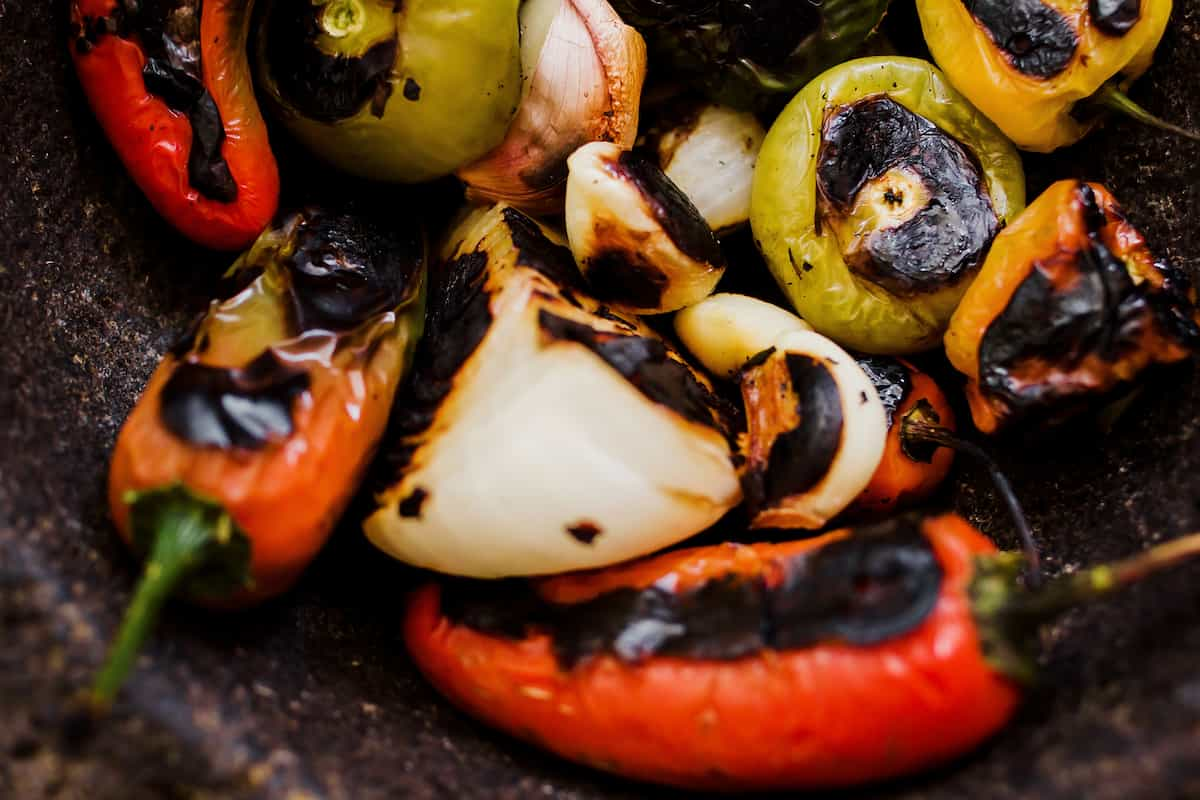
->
565 142 725 314
641 101 766 232
918 0 1189 151
366 204 739 578
675 292 811 378
739 330 887 530
752 57 1025 354
609 0 890 109
458 0 647 215
256 0 521 182
946 179 1200 433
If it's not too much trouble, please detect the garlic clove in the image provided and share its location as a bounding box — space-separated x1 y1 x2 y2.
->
648 103 766 233
675 292 812 379
739 330 887 530
565 141 725 315
458 0 647 215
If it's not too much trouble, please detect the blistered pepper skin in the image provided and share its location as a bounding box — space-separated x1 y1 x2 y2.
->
109 215 426 604
405 515 1020 791
70 0 279 250
751 57 1025 354
917 0 1171 151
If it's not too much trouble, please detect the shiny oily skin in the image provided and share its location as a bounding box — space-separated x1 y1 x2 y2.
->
917 0 1171 151
752 57 1024 354
257 0 521 182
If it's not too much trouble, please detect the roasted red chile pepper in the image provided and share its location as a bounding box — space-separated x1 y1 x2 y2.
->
69 0 279 250
406 513 1200 791
94 209 426 707
946 180 1200 433
851 357 956 516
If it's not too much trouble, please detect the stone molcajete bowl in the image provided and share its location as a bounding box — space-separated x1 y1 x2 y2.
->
3 2 1200 798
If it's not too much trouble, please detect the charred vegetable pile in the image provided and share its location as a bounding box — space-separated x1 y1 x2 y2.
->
67 0 1200 792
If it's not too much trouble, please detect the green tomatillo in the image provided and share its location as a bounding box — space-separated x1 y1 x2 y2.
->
751 57 1026 354
256 0 522 183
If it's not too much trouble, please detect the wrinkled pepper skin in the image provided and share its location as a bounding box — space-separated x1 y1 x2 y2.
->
917 0 1171 151
852 358 956 516
946 180 1200 433
70 0 279 250
405 514 1020 791
752 57 1025 354
109 210 426 603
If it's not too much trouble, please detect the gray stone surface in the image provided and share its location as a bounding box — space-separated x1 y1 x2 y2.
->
2 1 1200 798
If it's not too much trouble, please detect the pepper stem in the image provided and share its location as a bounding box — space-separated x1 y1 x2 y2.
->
902 418 1041 587
88 486 250 712
1095 82 1200 142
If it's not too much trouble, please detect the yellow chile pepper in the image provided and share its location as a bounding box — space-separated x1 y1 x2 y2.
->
917 0 1183 152
751 57 1025 355
945 179 1200 433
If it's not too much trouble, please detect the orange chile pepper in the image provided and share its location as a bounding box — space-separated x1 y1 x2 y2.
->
69 0 278 250
405 513 1200 790
93 210 426 708
852 357 956 516
946 179 1200 433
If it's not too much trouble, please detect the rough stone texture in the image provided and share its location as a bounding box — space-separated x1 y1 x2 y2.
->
3 1 1200 798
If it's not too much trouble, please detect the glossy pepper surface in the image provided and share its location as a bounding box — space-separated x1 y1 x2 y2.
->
96 209 426 706
946 179 1200 433
255 0 522 183
69 0 279 250
751 57 1025 354
917 0 1172 151
851 357 956 515
405 514 1020 791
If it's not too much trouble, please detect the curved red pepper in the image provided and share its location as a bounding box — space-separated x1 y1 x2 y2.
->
405 514 1020 791
69 0 278 250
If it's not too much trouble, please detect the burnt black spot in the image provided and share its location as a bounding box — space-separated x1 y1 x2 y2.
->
1090 0 1140 36
743 354 844 514
168 310 209 358
381 250 492 476
403 77 421 101
398 487 428 519
856 356 911 428
741 346 776 373
964 0 1078 78
566 522 603 545
539 311 728 430
978 187 1200 425
613 150 725 267
592 305 638 330
817 96 999 297
502 207 581 289
284 210 424 333
441 515 942 667
263 0 399 123
160 350 310 450
585 251 670 310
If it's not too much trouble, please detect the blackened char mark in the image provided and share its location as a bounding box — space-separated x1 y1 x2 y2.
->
979 185 1200 422
285 210 424 332
502 207 581 289
383 250 492 476
440 515 943 667
613 150 725 267
744 355 843 514
856 356 911 428
964 0 1078 78
817 96 998 297
585 251 670 310
538 310 728 430
566 522 603 545
263 0 398 122
1090 0 1140 36
160 350 310 449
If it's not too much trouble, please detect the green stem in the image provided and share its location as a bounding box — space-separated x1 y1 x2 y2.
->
1095 82 1200 142
89 497 234 711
